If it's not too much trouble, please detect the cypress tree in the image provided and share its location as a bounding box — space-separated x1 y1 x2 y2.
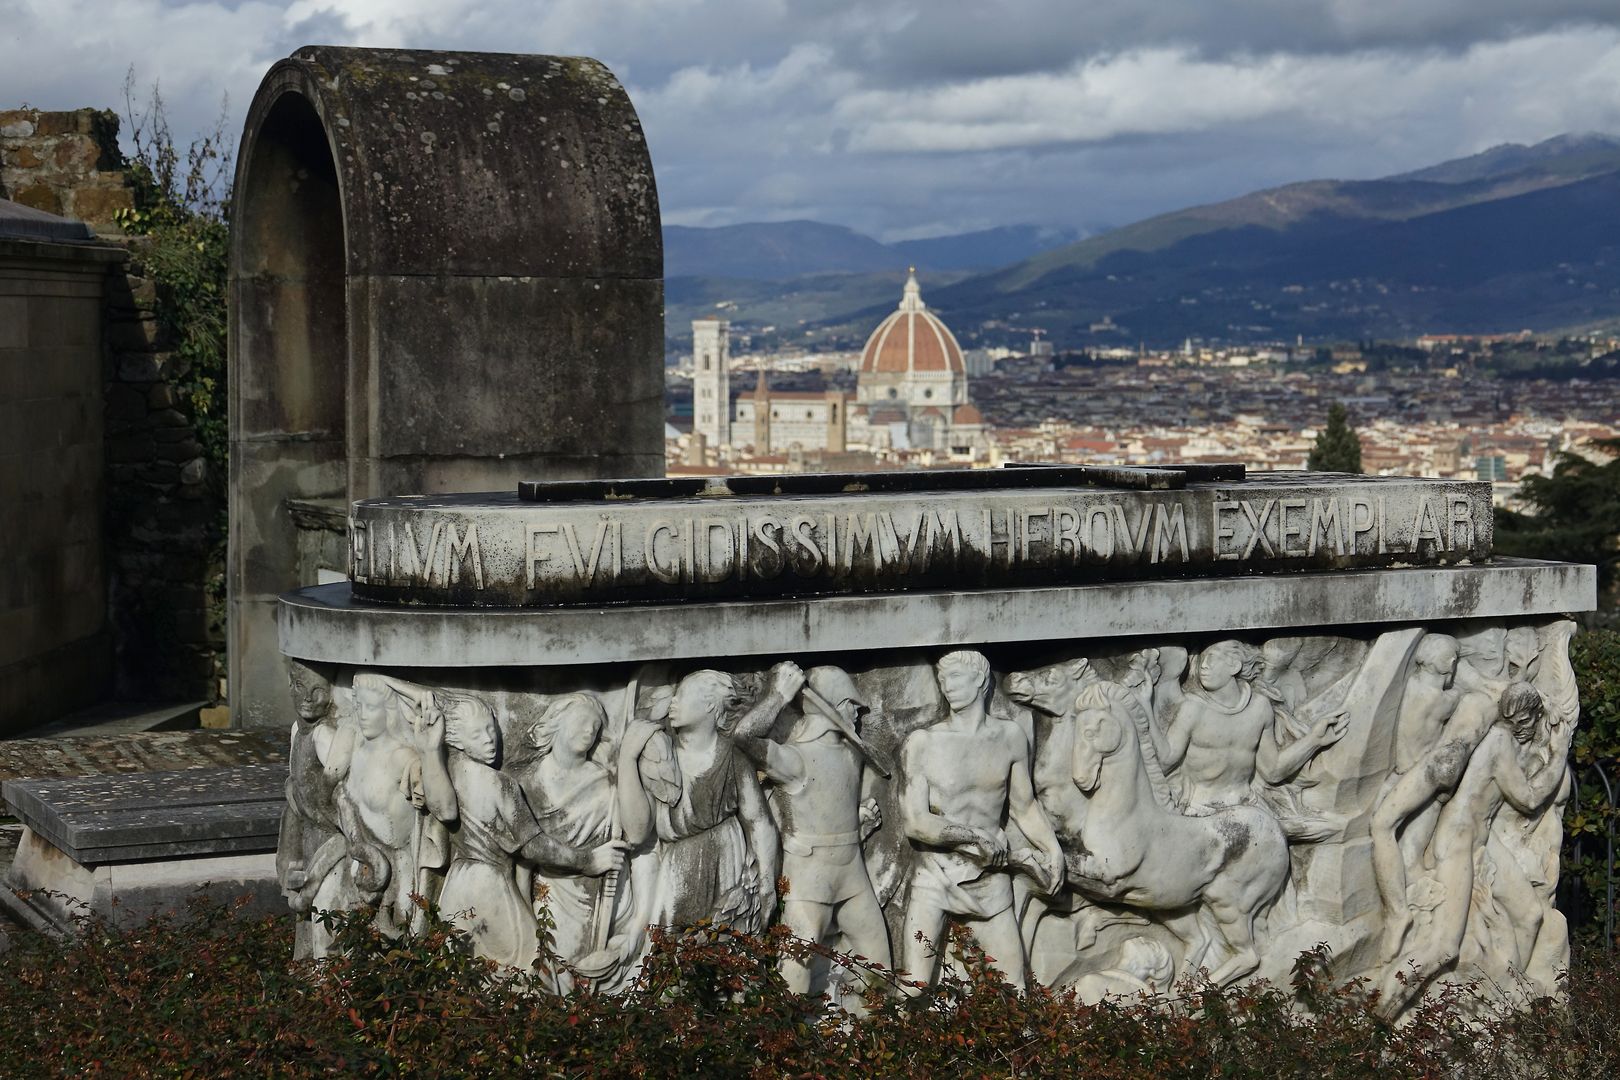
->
1308 402 1362 473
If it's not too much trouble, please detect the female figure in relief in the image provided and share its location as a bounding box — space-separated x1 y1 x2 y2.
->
618 669 781 933
511 693 624 965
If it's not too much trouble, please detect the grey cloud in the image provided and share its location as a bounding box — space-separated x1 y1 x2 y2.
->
6 0 1620 242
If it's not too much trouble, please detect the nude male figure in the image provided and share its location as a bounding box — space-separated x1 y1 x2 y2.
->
899 650 1063 990
1372 640 1500 963
1379 682 1568 1015
731 663 892 1006
1153 640 1347 810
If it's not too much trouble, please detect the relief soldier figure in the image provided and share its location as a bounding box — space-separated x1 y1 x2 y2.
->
730 663 892 1004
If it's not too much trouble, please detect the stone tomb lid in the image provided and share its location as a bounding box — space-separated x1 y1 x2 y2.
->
0 197 96 243
1 765 285 865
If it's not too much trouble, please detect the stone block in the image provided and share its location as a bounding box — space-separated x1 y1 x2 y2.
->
157 437 203 462
4 144 42 169
52 135 102 171
66 183 133 228
10 182 61 216
3 764 284 862
115 351 162 382
107 433 156 463
2 828 279 933
106 317 163 354
104 382 148 430
0 297 25 347
33 110 94 137
0 117 35 139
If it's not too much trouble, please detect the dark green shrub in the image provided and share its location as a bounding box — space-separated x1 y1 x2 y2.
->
1 896 1618 1078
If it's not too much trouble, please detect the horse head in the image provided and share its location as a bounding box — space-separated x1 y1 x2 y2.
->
1072 682 1128 793
1006 657 1094 717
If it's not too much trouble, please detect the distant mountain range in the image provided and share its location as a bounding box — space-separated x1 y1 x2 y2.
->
665 133 1620 348
663 221 1092 280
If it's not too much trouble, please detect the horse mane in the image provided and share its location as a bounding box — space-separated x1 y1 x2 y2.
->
1077 680 1176 808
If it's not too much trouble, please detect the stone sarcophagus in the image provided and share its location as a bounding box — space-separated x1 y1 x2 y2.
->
276 466 1593 1012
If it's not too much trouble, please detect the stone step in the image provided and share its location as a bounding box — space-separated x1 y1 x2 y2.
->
10 700 207 741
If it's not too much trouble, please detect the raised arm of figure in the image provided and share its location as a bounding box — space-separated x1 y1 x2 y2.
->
1156 698 1194 772
1258 708 1346 785
617 722 677 847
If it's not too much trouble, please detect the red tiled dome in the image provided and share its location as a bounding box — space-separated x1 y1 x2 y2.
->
859 270 964 376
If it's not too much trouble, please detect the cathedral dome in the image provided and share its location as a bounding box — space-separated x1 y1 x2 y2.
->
858 269 965 375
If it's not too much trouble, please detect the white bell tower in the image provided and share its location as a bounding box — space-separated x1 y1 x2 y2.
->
691 316 731 450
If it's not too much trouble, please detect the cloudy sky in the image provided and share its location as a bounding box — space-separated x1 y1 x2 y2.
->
6 1 1620 239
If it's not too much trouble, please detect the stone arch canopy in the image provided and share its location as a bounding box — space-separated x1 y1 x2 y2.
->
228 46 664 727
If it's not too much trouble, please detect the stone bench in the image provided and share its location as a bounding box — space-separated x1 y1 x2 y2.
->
1 765 285 932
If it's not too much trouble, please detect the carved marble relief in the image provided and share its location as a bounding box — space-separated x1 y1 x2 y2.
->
277 615 1578 1014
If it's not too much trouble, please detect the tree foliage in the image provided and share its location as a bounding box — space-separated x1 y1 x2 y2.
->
114 72 232 479
1307 402 1363 473
1495 437 1620 610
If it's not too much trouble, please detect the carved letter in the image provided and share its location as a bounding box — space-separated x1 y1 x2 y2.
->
646 521 681 584
1350 497 1376 554
700 518 734 583
1407 497 1443 554
1307 498 1344 557
847 513 883 572
1021 508 1048 563
562 521 611 586
1086 507 1113 560
751 517 784 580
1447 495 1474 551
1213 501 1241 560
1240 499 1278 558
1110 503 1154 560
926 509 964 569
445 523 485 589
1280 498 1309 556
1054 505 1082 561
1151 504 1190 563
526 525 560 590
790 515 824 576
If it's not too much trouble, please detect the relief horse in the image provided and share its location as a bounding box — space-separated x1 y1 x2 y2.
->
1064 680 1290 985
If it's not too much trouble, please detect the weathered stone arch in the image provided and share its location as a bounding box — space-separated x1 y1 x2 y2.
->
229 46 663 727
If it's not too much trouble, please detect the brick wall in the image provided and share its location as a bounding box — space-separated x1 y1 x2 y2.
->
1 108 222 714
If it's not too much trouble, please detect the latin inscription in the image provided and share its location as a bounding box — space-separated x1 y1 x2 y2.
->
348 489 1483 598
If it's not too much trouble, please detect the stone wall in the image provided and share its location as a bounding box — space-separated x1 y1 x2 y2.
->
0 109 132 231
2 108 223 714
0 236 122 733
